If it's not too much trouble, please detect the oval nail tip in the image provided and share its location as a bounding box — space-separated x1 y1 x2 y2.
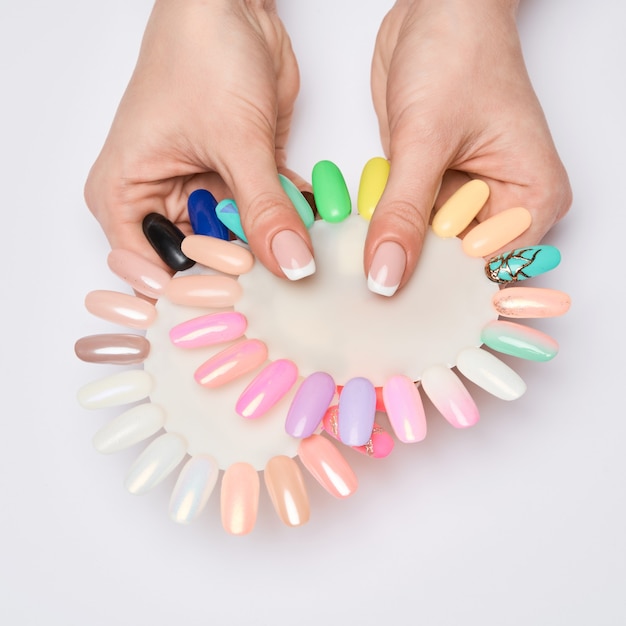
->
220 463 260 535
169 456 219 524
77 370 153 409
264 456 310 527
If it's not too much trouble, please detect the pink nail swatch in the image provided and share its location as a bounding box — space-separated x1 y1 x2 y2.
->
382 374 427 443
169 311 247 349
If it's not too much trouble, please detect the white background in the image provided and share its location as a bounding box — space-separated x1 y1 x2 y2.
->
1 1 625 624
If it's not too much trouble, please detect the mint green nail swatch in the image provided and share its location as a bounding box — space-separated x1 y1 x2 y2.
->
485 245 561 283
481 320 558 361
311 160 351 223
279 174 315 228
216 198 247 243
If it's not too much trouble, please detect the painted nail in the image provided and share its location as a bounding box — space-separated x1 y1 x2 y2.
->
298 434 358 498
169 311 247 349
336 385 386 412
323 405 394 458
492 287 571 318
462 207 532 257
279 174 315 228
481 320 558 361
311 160 351 223
382 375 427 443
220 462 259 535
107 249 171 298
194 339 268 388
264 455 310 527
420 365 479 428
84 290 156 329
367 241 406 297
485 245 561 283
74 333 150 365
456 347 526 401
124 433 187 495
338 377 377 446
169 455 219 524
432 179 490 237
357 157 390 220
215 198 247 242
187 189 230 240
92 403 165 454
285 371 336 438
77 370 153 409
271 230 316 280
181 235 254 275
236 359 299 419
164 274 242 308
142 212 195 271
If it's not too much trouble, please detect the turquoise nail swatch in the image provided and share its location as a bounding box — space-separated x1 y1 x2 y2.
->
215 199 247 243
481 320 558 362
485 245 561 283
279 174 315 228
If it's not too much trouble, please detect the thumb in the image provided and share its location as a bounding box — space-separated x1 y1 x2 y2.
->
364 136 448 297
224 146 316 281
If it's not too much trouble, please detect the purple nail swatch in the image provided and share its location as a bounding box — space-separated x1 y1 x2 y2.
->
285 371 336 438
338 377 376 446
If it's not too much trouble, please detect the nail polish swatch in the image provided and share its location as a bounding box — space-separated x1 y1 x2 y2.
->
74 333 150 364
164 274 242 308
420 365 479 428
84 290 157 329
271 230 316 280
382 374 427 443
298 434 358 498
367 241 406 297
456 347 526 401
311 160 351 222
142 212 195 271
92 403 165 454
284 371 336 438
215 198 247 242
279 174 315 228
492 287 571 318
264 456 310 527
462 207 532 257
181 234 254 275
77 370 153 409
169 311 247 349
187 189 230 240
357 156 390 220
481 320 558 361
194 339 268 388
107 249 171 298
432 179 490 237
124 433 187 495
169 455 219 524
338 377 377 446
220 462 259 535
485 245 561 283
236 359 299 419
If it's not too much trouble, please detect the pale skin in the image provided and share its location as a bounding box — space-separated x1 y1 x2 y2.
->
85 0 572 293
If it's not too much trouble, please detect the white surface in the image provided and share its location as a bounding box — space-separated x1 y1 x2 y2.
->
1 1 624 624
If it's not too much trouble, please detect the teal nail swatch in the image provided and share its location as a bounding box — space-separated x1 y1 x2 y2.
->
481 320 558 362
279 174 315 228
311 160 351 223
485 245 561 283
215 199 247 243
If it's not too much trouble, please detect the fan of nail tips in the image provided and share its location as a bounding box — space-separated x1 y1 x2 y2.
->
75 159 570 535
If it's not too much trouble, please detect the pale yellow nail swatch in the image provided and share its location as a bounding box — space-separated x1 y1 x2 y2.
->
432 179 490 237
462 207 532 257
357 157 390 220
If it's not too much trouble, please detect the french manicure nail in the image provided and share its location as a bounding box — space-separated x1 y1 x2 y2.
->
367 241 406 297
271 230 316 280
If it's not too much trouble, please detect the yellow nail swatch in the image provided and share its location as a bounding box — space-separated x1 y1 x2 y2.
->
357 157 390 220
462 207 532 257
432 179 490 237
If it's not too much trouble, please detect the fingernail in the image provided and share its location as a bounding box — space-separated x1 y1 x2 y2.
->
169 455 219 524
271 230 316 280
164 274 242 308
357 156 389 220
142 213 195 271
311 160 352 223
382 375 427 443
420 365 480 429
84 290 157 329
367 241 406 297
77 370 153 409
169 311 247 349
74 333 150 365
480 320 558 361
297 434 358 499
107 249 172 298
462 207 532 257
215 198 247 243
264 456 310 527
492 287 571 318
338 377 377 446
432 179 490 237
220 463 259 535
279 174 315 228
187 189 230 240
235 359 299 419
485 245 561 283
285 371 336 438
